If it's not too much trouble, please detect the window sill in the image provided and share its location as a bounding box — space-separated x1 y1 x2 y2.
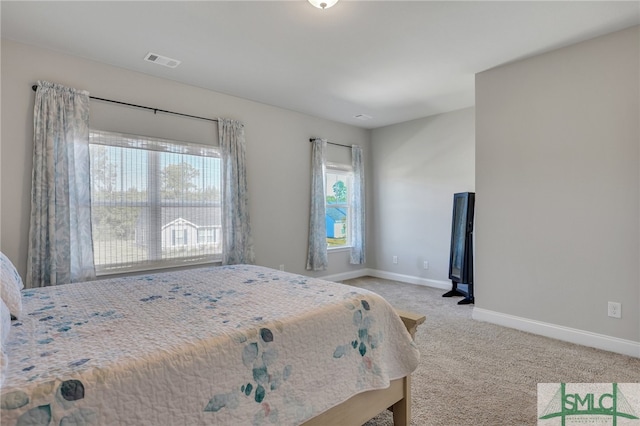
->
328 246 352 253
95 258 222 278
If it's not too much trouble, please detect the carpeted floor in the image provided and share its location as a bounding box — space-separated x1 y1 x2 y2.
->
341 276 640 426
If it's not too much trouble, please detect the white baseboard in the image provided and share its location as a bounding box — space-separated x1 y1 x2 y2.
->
473 307 640 358
320 268 374 283
321 268 451 291
367 269 451 290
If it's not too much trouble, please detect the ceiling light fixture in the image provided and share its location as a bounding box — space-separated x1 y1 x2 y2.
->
308 0 338 9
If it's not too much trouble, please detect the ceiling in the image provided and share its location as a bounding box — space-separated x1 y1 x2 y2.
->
2 1 639 129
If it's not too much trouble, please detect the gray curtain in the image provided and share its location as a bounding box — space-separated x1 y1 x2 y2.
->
27 81 95 287
350 145 365 264
306 138 328 270
219 118 255 265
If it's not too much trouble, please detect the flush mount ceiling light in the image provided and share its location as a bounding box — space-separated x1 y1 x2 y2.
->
308 0 338 9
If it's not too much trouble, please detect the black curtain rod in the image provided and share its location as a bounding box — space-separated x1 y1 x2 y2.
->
31 84 218 123
308 138 351 148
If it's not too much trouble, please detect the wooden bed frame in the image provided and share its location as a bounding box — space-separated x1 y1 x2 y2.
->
303 309 425 426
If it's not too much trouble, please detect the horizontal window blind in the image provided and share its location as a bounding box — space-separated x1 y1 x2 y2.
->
89 130 221 274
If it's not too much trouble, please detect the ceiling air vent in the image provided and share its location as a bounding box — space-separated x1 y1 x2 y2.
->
144 52 181 68
354 114 372 121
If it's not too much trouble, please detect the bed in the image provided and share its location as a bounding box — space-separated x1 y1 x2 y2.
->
0 264 423 425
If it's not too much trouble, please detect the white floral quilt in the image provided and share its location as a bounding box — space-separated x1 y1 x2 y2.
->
0 265 419 425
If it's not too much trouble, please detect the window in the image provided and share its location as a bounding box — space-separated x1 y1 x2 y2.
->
325 164 353 248
89 130 221 274
172 229 187 247
197 228 217 244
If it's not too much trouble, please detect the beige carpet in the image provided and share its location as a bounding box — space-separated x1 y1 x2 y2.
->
340 276 640 426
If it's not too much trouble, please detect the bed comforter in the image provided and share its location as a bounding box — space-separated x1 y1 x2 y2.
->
0 265 419 425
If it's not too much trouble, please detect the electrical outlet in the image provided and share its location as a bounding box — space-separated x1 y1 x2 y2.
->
392 256 398 264
279 264 285 271
608 301 621 319
423 261 429 270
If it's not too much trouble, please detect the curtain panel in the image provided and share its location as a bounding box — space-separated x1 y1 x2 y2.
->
350 145 366 264
306 138 328 270
27 81 96 287
218 118 255 265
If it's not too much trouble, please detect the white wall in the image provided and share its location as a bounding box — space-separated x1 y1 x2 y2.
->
475 26 639 349
0 39 374 282
370 107 475 285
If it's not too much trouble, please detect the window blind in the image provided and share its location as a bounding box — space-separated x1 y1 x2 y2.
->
89 130 222 274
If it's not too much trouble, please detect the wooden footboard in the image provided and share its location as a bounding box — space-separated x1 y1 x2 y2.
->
302 309 425 426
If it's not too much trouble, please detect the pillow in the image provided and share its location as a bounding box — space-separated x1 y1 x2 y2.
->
0 252 23 319
0 298 10 348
